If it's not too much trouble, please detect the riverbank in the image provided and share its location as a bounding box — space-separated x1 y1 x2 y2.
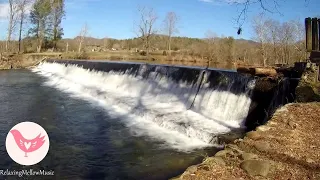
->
0 51 255 70
172 65 320 180
172 102 320 180
0 53 50 69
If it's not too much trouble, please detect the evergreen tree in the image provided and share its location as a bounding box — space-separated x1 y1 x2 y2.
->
29 0 52 52
28 0 65 52
51 0 65 51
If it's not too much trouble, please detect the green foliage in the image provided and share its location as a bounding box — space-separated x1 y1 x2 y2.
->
51 0 65 43
28 0 65 51
29 0 52 37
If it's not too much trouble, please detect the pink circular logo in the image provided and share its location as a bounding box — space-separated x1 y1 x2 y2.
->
5 122 50 166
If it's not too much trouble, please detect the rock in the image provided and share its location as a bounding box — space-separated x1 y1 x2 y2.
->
282 118 288 124
217 129 245 144
226 144 242 153
241 153 259 160
268 121 278 126
197 164 210 171
169 175 181 180
218 134 243 144
306 158 315 164
254 142 271 152
288 114 294 120
215 149 234 157
240 160 271 177
288 121 297 129
256 125 271 132
246 131 261 140
186 165 198 174
203 157 226 166
234 139 244 143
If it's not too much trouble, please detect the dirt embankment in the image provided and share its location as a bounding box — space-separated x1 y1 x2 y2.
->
0 53 57 69
172 103 320 180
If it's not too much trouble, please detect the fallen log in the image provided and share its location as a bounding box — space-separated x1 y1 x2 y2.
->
26 57 48 69
251 67 277 77
237 67 278 77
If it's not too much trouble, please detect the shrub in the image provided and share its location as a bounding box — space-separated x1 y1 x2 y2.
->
163 51 167 56
75 52 88 59
139 51 147 56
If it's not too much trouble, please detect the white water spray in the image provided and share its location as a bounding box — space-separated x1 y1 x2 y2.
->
33 62 254 151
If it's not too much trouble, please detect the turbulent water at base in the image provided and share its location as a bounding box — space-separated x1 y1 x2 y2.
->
32 62 255 151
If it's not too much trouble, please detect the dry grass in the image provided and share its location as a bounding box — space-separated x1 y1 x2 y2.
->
59 51 228 68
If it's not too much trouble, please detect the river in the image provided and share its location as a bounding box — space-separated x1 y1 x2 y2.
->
0 61 255 179
0 69 216 180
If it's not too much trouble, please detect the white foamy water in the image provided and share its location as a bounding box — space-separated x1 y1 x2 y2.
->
32 62 254 151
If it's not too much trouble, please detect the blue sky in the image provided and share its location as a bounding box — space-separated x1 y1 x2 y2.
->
0 0 319 40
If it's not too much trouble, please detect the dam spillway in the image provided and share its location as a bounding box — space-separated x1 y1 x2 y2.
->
32 60 295 151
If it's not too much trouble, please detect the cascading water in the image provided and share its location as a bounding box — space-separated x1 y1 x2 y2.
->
32 62 255 151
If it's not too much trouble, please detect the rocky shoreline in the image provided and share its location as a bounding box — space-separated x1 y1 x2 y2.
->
171 65 320 180
171 102 320 180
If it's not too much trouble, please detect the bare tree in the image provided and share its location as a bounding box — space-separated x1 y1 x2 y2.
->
291 20 306 62
265 19 280 64
17 0 32 53
278 20 304 64
136 6 157 59
103 37 109 49
6 0 19 52
232 0 309 34
163 12 178 56
205 30 219 65
252 14 270 66
78 23 88 53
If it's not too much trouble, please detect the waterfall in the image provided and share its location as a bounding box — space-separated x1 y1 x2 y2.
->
32 62 255 151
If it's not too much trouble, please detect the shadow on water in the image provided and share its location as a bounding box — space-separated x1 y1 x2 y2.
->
0 70 216 180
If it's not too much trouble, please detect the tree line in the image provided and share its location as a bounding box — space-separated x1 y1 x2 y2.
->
4 0 64 53
1 1 307 66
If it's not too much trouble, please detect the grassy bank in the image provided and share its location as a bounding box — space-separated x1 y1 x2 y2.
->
0 50 267 70
59 51 242 69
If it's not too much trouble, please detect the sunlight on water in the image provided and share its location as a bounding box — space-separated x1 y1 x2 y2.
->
32 62 254 152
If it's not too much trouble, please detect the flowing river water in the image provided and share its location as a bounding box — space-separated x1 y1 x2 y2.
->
0 62 256 179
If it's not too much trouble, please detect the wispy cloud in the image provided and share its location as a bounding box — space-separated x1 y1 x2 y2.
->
66 0 103 10
199 0 213 2
198 0 246 4
0 3 9 20
0 2 32 20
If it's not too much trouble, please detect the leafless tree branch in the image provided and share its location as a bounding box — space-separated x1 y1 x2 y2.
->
135 6 158 59
163 12 178 55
